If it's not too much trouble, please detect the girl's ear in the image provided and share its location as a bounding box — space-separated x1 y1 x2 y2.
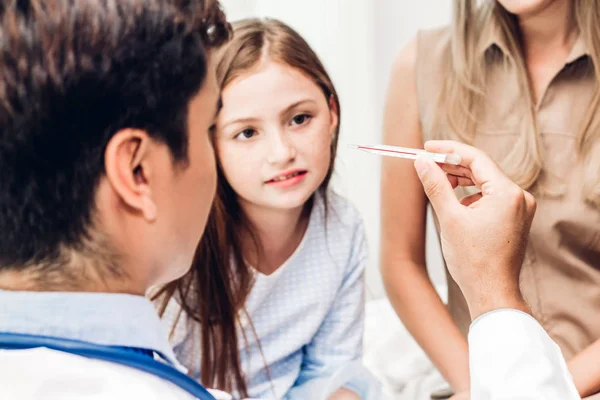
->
328 95 339 138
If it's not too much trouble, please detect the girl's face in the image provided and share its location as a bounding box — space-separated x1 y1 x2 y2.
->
215 60 338 212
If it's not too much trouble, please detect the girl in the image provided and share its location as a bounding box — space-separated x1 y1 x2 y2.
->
380 0 600 399
156 18 380 400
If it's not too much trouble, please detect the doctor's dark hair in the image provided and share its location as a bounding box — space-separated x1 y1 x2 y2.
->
155 18 341 397
0 0 229 272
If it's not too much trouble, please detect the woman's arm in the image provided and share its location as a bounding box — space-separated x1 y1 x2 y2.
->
379 37 469 393
568 339 600 398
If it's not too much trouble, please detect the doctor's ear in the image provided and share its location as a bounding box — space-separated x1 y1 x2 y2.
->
104 128 158 222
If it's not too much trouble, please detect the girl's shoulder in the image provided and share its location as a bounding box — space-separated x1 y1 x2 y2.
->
295 191 366 282
314 190 364 230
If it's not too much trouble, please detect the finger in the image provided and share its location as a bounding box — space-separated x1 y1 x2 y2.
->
460 192 483 207
438 163 474 181
447 173 475 188
425 140 514 191
414 158 461 219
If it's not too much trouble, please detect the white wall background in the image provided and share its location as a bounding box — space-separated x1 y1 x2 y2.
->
219 1 452 299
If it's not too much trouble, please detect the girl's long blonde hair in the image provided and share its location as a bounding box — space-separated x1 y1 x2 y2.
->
438 0 600 205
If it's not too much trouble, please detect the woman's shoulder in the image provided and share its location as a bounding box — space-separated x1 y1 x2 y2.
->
411 25 453 130
390 25 450 80
413 24 452 74
417 25 451 47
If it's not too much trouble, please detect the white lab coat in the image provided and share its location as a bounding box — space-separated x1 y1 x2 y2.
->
469 309 581 399
0 347 235 400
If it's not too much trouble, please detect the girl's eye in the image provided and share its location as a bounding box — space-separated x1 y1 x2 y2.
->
234 129 256 140
291 114 311 126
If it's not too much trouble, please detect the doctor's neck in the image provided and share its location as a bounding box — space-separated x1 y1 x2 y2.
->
0 240 146 295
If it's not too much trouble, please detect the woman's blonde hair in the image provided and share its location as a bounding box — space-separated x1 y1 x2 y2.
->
437 0 600 205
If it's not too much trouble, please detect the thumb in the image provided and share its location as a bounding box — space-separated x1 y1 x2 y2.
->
414 158 461 219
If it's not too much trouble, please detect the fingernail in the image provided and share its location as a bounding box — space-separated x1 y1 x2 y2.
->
482 182 493 195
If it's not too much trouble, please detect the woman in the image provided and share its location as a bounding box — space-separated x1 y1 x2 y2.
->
381 0 600 398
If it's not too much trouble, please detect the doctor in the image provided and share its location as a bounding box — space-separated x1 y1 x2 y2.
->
0 0 230 399
413 140 580 400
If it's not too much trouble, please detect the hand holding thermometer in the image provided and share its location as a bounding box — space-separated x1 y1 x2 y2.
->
348 144 462 165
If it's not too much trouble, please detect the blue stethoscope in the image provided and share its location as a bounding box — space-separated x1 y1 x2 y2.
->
0 332 216 400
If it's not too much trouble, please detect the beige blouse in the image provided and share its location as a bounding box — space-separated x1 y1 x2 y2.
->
416 21 600 362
